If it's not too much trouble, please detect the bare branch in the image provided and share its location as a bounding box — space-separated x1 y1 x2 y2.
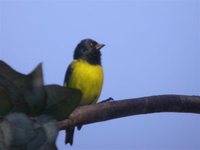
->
58 95 200 130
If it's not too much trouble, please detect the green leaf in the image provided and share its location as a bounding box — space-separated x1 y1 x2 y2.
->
0 60 44 88
0 61 45 116
44 85 82 121
0 85 12 116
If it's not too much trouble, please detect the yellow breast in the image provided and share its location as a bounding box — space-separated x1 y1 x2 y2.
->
67 60 104 105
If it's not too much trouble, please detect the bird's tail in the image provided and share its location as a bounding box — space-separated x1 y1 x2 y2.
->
65 127 75 145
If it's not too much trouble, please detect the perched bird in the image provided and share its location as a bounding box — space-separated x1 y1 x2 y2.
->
64 39 105 145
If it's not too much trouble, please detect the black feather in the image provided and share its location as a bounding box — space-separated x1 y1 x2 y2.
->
64 64 72 86
65 127 75 145
64 64 76 145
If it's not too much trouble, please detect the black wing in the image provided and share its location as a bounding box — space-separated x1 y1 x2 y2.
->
64 64 72 86
64 63 76 145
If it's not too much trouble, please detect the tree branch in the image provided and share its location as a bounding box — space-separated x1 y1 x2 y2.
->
58 95 200 130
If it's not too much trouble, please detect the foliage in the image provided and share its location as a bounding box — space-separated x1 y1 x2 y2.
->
0 60 82 150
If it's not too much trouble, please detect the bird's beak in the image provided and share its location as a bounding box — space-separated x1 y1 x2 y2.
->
95 44 105 50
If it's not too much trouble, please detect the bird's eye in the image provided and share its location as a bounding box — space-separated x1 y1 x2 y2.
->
90 42 94 47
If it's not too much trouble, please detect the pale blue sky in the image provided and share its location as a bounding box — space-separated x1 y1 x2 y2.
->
1 0 200 150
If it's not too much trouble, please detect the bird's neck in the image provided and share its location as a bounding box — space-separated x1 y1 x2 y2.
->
76 57 101 66
88 56 101 65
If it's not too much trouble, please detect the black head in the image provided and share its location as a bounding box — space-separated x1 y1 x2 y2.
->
73 39 105 65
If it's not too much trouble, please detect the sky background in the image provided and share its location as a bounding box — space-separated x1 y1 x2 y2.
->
1 0 200 149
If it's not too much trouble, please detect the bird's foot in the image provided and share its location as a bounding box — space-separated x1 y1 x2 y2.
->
99 97 114 103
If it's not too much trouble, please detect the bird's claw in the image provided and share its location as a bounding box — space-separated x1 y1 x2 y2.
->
99 97 114 103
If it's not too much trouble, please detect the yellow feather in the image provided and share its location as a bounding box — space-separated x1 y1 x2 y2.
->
67 60 103 105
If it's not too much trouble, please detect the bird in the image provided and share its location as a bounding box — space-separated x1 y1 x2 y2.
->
64 38 105 145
